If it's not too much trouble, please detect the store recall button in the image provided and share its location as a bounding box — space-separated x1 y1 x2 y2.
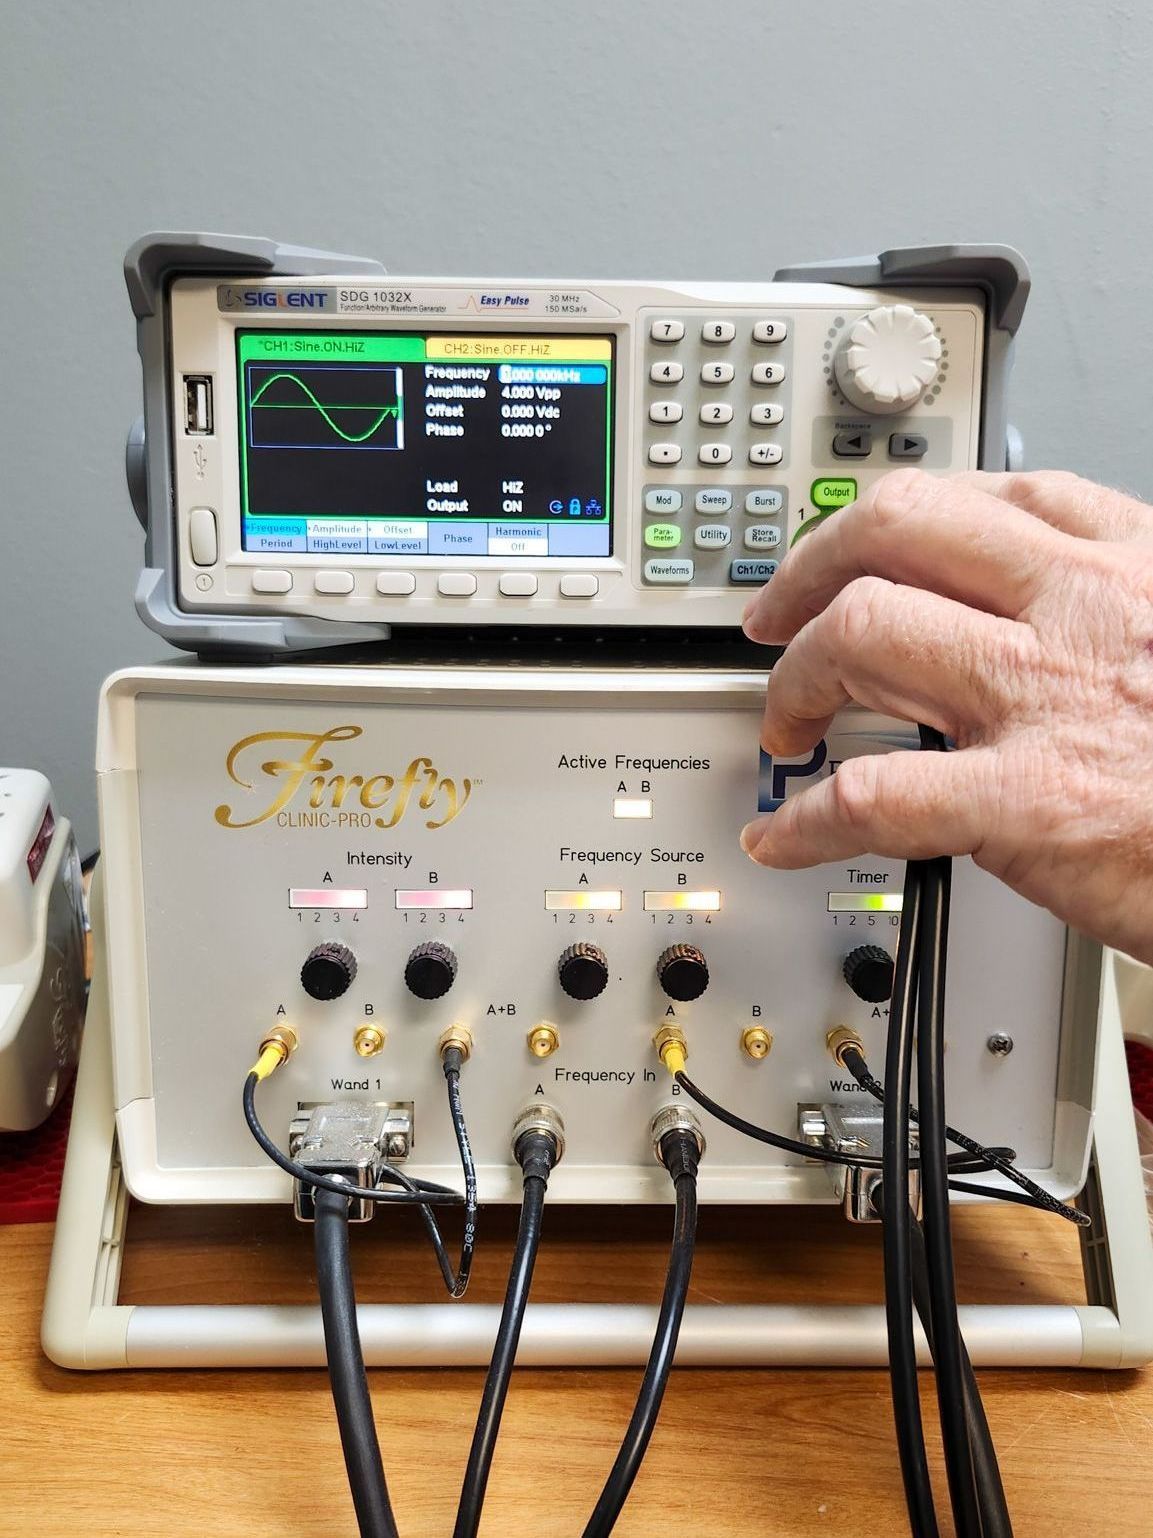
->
729 558 779 585
810 477 857 511
644 557 694 585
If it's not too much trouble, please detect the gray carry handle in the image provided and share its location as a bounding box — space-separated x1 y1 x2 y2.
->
126 231 392 656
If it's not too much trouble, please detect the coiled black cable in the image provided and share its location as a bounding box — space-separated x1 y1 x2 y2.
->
840 1045 1088 1227
243 1071 465 1209
581 1127 701 1537
313 1186 400 1538
453 1125 559 1538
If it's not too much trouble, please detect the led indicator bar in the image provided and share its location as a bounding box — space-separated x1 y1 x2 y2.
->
643 891 722 912
544 890 623 912
613 797 653 820
395 889 474 910
289 888 368 910
827 892 904 914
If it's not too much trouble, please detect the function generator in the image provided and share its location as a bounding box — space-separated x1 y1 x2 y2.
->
125 235 1027 654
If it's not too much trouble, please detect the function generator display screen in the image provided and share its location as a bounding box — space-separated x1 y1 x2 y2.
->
236 331 614 559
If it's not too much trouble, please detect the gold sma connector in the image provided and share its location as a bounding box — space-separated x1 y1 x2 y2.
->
353 1024 386 1058
527 1023 560 1058
826 1026 864 1069
741 1025 773 1060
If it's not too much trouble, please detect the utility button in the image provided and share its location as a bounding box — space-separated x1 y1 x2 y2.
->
889 432 928 459
694 524 732 548
644 558 694 584
832 430 872 458
729 558 778 584
811 477 857 510
644 524 682 549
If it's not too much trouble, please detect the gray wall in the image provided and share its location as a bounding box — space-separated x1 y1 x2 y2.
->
2 0 1150 853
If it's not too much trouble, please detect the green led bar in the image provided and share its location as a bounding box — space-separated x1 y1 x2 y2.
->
827 891 904 914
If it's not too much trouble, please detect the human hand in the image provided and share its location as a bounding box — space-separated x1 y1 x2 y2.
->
739 470 1153 964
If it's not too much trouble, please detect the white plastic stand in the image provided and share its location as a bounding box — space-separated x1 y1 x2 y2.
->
42 881 1153 1371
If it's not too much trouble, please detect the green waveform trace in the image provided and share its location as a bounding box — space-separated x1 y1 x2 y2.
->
249 371 402 444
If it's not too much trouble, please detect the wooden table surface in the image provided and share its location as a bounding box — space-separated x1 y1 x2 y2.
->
3 1194 1152 1537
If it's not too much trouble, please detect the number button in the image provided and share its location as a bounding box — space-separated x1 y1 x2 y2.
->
698 443 732 466
751 362 786 386
700 362 735 385
650 361 684 384
750 402 784 426
648 442 683 465
752 320 788 343
702 320 736 343
699 402 734 425
649 400 683 423
749 442 783 466
650 319 685 342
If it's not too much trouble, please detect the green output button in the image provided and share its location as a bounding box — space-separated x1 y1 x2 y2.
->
810 477 857 511
644 523 682 549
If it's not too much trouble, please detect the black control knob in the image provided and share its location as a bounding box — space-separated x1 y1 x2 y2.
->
558 942 609 1001
843 944 895 1004
301 941 357 1001
656 944 709 1002
404 941 458 1000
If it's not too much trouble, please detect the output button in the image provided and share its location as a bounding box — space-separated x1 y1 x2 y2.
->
810 477 857 511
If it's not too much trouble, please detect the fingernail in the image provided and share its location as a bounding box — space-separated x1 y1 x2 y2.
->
740 819 766 856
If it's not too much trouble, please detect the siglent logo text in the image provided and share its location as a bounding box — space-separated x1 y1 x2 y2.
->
215 726 472 830
222 287 330 309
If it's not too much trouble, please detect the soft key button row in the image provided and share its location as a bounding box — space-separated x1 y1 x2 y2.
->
249 572 599 601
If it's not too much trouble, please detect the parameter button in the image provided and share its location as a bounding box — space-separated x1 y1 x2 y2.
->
438 573 477 596
499 573 538 596
695 488 733 514
644 524 682 549
648 442 683 465
252 569 292 594
644 558 694 585
188 507 218 567
752 320 788 343
314 570 354 594
650 319 685 342
702 320 736 343
377 572 416 595
645 488 683 514
560 574 599 598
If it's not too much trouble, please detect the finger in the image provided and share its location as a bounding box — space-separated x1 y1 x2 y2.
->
950 470 1153 543
759 576 1033 758
742 468 1072 645
740 745 996 870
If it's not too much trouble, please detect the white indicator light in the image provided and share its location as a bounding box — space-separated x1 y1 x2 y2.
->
289 888 368 910
395 889 474 910
613 797 653 819
544 890 623 911
827 892 904 914
643 891 722 912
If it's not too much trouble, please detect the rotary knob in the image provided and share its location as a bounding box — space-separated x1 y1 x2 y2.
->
833 304 941 415
301 941 357 1001
656 944 709 1002
843 944 895 1004
404 941 457 1000
557 942 609 1001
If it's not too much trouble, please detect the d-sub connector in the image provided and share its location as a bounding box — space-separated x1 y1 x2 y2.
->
289 1100 413 1222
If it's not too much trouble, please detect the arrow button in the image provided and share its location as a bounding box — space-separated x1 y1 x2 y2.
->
832 430 872 458
888 432 928 460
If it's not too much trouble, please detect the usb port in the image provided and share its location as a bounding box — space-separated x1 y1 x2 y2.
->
183 374 213 434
